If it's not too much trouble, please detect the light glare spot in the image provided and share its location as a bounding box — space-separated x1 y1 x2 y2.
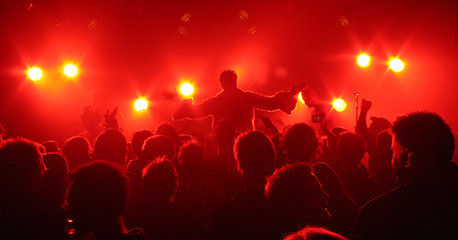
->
28 67 42 81
357 54 371 68
135 98 148 112
64 64 78 77
333 98 347 112
389 58 404 72
180 83 194 96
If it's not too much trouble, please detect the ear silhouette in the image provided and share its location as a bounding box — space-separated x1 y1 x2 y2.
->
401 148 412 168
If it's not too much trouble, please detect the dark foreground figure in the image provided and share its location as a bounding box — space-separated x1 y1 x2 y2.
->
354 112 458 239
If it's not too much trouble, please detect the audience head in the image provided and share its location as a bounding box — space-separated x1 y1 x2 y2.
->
155 122 182 150
41 153 69 204
330 126 347 137
282 123 320 164
93 129 126 165
62 136 91 171
265 163 330 226
391 112 455 178
369 116 391 137
142 156 178 203
68 161 127 236
178 140 204 173
283 226 347 240
374 130 393 171
131 129 153 159
142 135 176 161
0 138 45 195
337 131 366 167
219 70 237 90
41 140 61 153
234 131 275 179
179 133 195 144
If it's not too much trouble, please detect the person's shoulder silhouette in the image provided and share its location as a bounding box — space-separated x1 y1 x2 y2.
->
354 111 458 240
0 138 66 239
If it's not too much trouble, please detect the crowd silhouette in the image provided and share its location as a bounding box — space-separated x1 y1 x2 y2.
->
0 70 457 239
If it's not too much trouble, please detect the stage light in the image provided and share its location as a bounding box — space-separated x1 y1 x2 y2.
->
389 58 404 72
180 83 194 96
64 64 78 77
134 98 148 112
298 92 305 104
332 98 347 112
357 54 371 68
28 67 42 81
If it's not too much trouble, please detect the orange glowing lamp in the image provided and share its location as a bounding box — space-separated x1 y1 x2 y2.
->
134 98 148 112
28 67 43 81
180 83 194 96
64 64 78 77
357 54 371 68
332 98 347 112
389 58 404 72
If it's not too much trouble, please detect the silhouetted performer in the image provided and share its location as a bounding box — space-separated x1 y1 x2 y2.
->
80 106 103 146
68 161 146 239
0 138 66 239
164 70 304 133
354 112 458 239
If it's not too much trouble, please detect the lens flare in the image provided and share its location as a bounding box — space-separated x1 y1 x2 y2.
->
28 67 43 81
134 98 148 112
357 54 371 68
180 83 194 96
64 64 78 77
332 98 347 112
389 58 404 72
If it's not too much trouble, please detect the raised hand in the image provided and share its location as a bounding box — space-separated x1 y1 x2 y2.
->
104 107 119 130
361 98 372 112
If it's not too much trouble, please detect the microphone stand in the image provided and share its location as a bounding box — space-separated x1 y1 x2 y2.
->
354 93 359 128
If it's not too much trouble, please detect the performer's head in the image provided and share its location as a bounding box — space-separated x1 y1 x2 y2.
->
219 70 237 90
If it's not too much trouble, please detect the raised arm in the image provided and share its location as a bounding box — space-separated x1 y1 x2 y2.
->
163 89 213 120
356 98 372 140
248 81 306 114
